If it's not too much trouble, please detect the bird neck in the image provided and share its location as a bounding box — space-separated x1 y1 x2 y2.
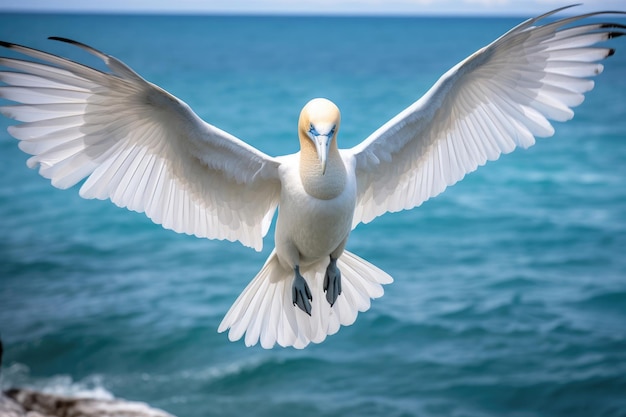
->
299 136 346 200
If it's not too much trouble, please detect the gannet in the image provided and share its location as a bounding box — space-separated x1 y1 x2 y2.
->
0 7 624 348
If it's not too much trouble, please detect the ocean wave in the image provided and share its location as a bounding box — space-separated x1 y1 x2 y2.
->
152 355 275 385
572 291 626 313
1 362 113 400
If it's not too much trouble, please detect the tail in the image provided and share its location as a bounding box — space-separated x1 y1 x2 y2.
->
218 250 393 349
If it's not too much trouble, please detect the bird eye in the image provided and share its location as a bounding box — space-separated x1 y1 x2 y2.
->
309 124 319 136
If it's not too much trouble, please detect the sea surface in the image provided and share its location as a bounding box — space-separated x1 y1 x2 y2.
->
1 12 626 417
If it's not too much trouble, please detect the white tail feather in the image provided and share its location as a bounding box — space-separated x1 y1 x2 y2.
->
218 250 393 349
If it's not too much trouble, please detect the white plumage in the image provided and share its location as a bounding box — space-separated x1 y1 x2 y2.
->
0 6 623 348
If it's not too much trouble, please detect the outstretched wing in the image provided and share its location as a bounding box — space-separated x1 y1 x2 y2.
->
0 38 282 251
347 6 625 227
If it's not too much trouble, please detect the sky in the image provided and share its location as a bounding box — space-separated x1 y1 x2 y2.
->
0 0 624 16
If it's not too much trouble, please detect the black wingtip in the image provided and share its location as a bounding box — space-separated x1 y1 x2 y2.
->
47 36 108 60
607 48 616 57
0 40 13 49
608 32 625 40
601 23 626 30
48 36 78 45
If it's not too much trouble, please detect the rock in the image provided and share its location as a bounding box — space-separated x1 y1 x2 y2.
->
0 391 30 417
0 339 176 417
0 388 176 417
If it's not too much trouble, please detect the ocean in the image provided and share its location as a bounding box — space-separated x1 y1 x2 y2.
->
1 12 625 417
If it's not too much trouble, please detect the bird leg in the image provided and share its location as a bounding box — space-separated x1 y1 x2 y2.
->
324 257 342 306
292 266 312 315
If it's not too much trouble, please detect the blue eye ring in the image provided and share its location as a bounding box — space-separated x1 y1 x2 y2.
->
308 124 336 137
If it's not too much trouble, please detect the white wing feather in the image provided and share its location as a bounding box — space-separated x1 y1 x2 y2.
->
0 38 281 251
348 6 625 227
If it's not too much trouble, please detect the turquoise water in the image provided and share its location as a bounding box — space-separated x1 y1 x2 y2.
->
1 12 626 417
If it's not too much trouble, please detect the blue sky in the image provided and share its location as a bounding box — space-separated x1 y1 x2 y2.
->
0 0 624 16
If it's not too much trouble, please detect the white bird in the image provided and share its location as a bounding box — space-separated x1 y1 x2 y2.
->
0 6 624 348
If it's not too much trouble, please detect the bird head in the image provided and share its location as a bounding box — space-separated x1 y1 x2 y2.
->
298 98 341 175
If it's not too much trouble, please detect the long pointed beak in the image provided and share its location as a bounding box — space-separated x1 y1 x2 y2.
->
314 135 331 175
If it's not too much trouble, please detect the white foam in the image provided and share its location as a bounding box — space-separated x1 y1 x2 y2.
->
1 362 114 400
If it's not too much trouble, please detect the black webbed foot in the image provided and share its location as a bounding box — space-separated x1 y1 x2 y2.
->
323 257 342 306
292 266 312 315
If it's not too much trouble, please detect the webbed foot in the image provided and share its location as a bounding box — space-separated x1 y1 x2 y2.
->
292 266 312 315
323 257 342 306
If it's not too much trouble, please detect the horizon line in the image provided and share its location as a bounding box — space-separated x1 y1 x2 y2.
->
0 8 596 19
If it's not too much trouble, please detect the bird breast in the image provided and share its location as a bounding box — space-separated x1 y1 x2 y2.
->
276 155 356 263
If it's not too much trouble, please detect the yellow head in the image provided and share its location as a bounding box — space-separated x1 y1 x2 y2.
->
298 98 341 175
